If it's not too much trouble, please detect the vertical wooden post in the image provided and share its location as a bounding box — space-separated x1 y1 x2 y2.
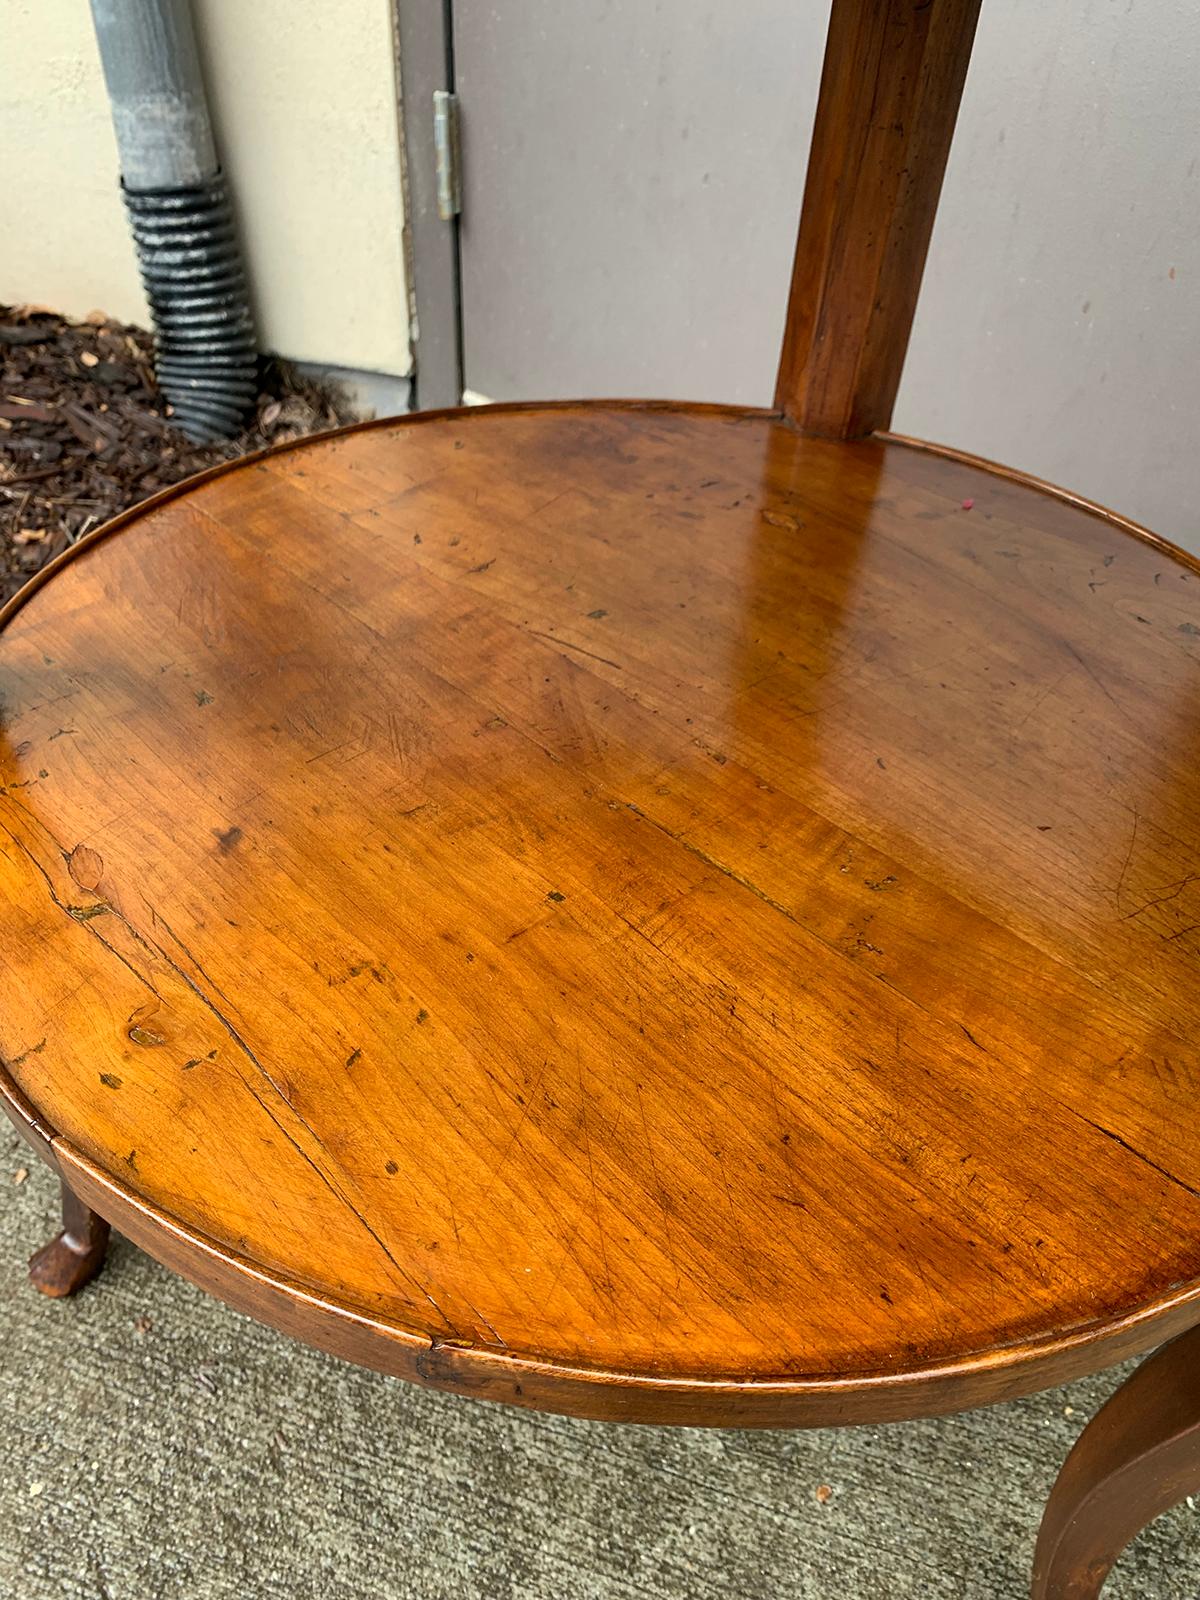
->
775 0 982 439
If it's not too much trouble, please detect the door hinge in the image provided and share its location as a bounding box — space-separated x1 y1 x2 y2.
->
433 90 462 221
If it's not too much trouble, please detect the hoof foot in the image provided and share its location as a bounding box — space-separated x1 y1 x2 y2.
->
28 1182 111 1298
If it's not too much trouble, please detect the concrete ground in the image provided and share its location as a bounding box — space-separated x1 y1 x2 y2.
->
1 1130 1195 1600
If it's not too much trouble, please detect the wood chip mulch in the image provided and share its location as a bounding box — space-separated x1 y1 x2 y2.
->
0 303 363 604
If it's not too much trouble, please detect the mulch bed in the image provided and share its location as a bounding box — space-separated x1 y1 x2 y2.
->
0 304 362 604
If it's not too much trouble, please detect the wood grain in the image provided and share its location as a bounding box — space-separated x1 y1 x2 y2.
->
775 0 983 437
2 401 1199 1425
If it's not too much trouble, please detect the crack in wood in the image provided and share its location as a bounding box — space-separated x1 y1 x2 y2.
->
1 812 461 1337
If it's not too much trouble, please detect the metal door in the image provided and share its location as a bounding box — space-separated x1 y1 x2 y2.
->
451 1 829 405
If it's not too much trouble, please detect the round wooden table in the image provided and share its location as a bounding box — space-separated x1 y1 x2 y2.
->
4 403 1200 1596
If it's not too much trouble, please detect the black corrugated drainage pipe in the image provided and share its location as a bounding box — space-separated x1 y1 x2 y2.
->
89 0 257 442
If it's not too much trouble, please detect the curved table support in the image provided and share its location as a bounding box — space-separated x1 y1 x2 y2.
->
28 1178 111 1298
1033 1323 1200 1598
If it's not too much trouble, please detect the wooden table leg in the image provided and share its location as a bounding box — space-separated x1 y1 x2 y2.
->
28 1177 111 1298
1032 1323 1200 1598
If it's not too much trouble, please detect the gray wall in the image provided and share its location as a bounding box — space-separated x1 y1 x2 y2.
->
897 0 1199 551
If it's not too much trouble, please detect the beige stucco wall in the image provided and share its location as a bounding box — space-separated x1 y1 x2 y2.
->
0 0 411 376
1 0 146 326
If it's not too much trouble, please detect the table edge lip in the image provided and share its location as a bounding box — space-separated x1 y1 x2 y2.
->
1 401 1196 644
7 1076 1200 1419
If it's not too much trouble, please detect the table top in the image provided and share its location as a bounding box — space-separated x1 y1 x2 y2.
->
3 402 1200 1426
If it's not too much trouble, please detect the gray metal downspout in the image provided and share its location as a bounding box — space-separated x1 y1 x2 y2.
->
89 0 257 441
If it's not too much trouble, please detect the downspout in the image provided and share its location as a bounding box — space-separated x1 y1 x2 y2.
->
88 0 257 441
